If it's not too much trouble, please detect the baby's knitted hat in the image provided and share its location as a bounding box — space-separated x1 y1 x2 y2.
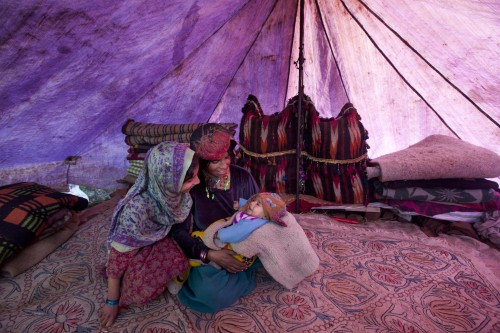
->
242 192 287 227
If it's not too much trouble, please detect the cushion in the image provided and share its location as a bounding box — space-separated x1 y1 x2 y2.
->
0 182 88 266
303 102 369 204
238 94 299 193
0 212 79 277
238 94 369 204
369 134 500 181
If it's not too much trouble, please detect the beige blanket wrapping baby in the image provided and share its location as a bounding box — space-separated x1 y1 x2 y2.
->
203 212 319 290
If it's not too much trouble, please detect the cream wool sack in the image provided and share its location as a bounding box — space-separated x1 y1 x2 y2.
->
204 212 319 289
370 134 500 182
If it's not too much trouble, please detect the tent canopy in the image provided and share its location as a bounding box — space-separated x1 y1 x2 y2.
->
1 0 498 190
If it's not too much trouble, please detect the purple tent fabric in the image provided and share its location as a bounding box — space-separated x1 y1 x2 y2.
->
0 0 498 190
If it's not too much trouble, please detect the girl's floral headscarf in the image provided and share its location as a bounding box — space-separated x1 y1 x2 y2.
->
107 141 195 251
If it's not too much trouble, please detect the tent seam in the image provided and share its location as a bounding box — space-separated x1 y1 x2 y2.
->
314 0 350 102
358 0 498 128
340 0 460 138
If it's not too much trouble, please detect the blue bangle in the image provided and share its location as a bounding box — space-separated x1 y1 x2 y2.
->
105 299 119 306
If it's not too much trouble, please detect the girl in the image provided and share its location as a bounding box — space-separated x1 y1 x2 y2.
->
99 141 199 328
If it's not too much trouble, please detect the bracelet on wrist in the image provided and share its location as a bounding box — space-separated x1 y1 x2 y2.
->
200 248 206 263
200 247 210 264
105 298 119 306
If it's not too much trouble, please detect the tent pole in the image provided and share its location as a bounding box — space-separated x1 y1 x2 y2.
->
295 0 305 213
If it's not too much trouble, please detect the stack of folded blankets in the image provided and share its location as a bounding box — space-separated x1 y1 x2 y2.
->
367 135 500 248
370 178 498 223
121 119 238 184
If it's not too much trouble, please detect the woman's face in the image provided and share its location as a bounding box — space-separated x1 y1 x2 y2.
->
205 153 231 178
180 165 200 193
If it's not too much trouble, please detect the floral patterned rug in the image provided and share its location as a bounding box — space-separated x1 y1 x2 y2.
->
1 199 499 333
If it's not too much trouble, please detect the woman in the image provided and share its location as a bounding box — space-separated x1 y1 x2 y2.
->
99 141 200 328
170 123 260 312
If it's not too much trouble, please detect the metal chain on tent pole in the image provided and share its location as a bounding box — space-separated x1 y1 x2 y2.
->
295 0 305 214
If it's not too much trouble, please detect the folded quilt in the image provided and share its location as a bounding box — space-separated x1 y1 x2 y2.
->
379 198 488 218
203 212 319 289
126 152 147 161
123 120 206 136
122 119 237 136
371 179 496 204
475 211 500 247
128 145 154 154
122 120 238 146
431 211 484 223
377 178 499 190
125 133 192 146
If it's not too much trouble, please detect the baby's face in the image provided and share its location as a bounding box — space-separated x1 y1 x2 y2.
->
246 199 265 219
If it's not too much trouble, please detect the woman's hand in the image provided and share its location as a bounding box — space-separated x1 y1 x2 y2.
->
208 249 248 273
98 304 119 328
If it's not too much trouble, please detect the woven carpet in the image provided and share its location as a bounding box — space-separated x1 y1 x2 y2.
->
1 199 499 333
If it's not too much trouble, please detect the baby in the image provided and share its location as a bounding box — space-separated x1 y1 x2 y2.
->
167 192 287 293
202 191 319 289
169 192 318 292
215 192 287 246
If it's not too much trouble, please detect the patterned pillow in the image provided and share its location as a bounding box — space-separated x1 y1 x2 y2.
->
0 182 88 265
237 95 369 204
238 95 299 193
303 102 369 204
